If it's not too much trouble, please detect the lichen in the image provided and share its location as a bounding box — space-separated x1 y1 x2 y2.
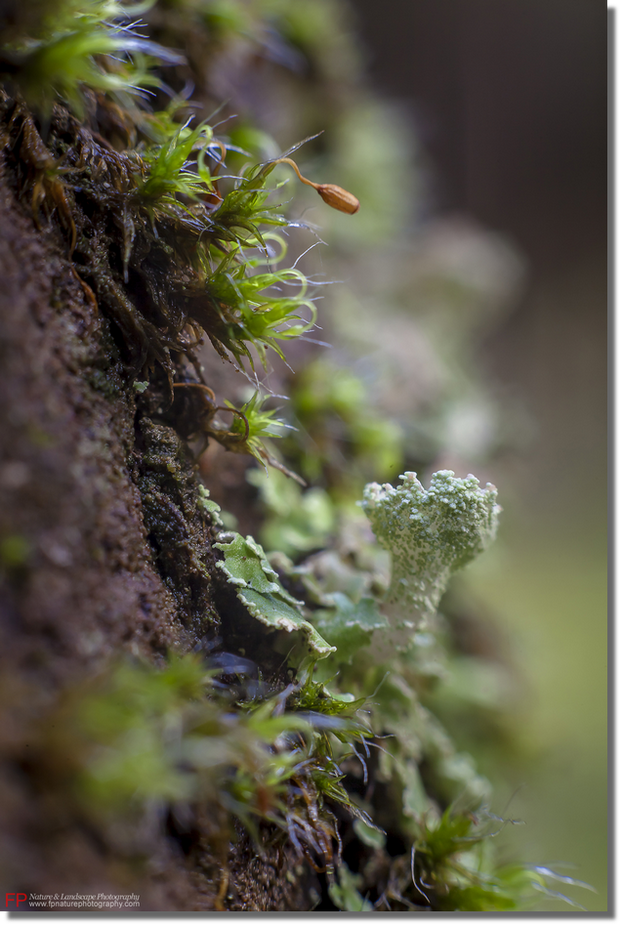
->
213 531 335 660
362 470 500 634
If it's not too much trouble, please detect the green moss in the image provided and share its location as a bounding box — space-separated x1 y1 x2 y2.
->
0 0 170 118
285 357 404 492
37 651 374 879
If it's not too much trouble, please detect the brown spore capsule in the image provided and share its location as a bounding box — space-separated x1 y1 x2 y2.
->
271 156 360 214
315 183 360 214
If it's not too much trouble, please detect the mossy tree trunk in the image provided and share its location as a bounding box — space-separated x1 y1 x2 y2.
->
0 120 309 910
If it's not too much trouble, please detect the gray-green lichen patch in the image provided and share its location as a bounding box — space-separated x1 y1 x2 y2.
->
312 592 388 666
197 484 224 530
213 532 335 659
361 470 500 636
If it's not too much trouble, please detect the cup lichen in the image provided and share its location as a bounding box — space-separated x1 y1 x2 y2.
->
361 470 500 635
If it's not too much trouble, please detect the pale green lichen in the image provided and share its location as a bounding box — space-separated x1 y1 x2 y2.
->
200 485 334 659
361 470 500 631
213 532 335 659
197 484 225 530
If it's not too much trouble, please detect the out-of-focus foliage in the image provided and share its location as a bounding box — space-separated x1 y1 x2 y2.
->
41 653 374 868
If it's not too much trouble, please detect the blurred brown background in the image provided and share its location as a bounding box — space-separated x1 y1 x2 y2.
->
352 0 607 910
353 0 606 516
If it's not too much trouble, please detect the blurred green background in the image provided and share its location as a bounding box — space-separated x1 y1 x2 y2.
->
351 0 607 911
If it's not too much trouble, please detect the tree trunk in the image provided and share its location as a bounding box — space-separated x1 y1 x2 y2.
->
0 111 311 910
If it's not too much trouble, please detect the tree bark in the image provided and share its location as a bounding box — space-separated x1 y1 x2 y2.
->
0 120 310 910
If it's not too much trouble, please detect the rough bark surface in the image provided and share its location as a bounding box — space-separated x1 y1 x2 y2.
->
0 153 307 910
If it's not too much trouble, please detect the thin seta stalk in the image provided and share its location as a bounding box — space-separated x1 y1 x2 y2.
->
272 157 360 215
